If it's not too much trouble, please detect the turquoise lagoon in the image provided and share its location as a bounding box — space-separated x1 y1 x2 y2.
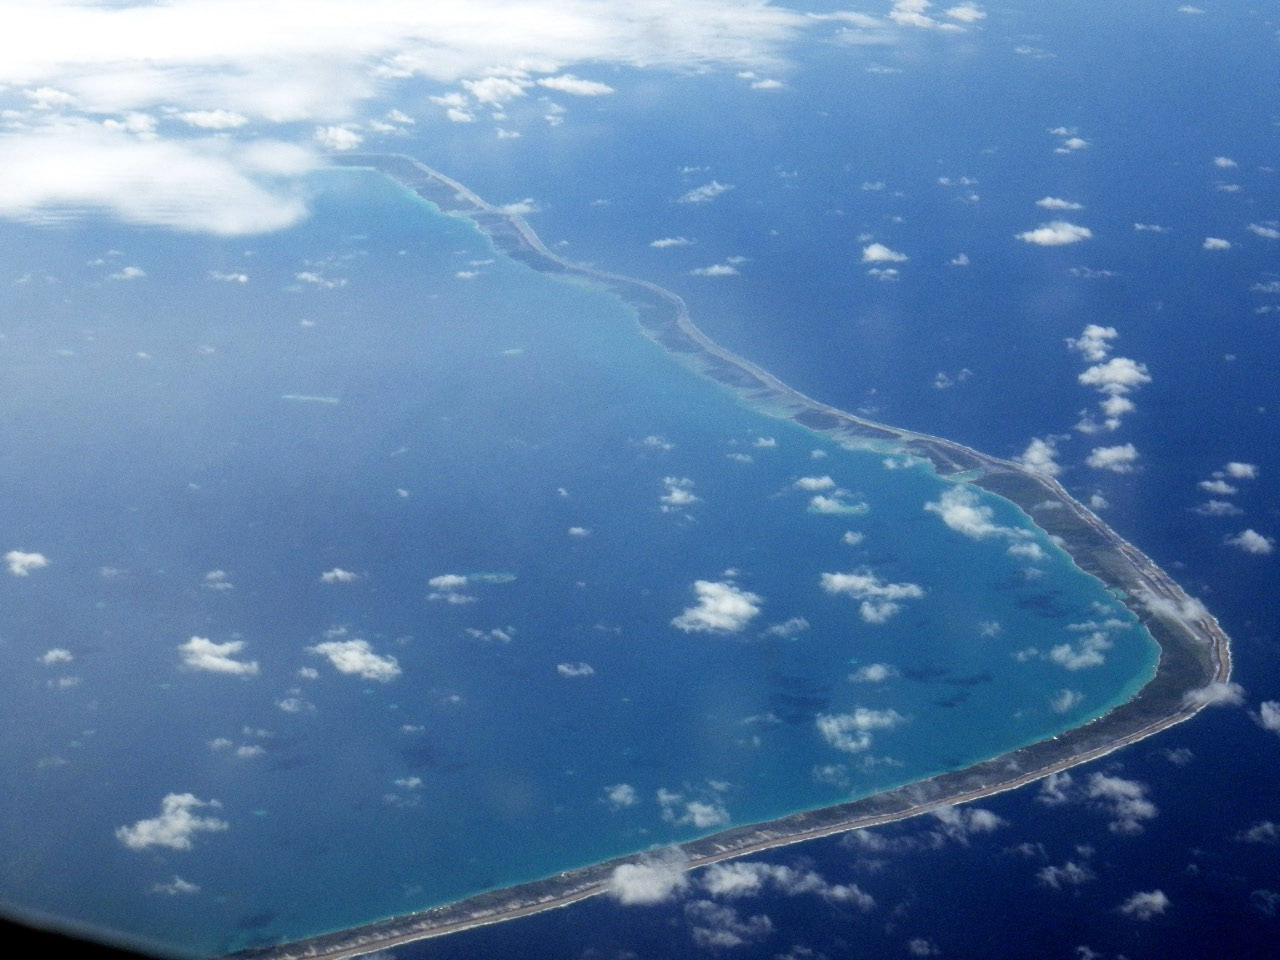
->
0 170 1157 955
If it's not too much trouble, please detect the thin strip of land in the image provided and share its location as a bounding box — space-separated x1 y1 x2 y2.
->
228 155 1232 960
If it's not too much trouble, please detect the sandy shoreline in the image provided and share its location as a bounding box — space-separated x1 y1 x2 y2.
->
226 155 1231 960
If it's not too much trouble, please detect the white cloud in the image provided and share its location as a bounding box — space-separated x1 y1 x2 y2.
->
821 569 924 623
427 573 474 603
1036 196 1083 210
699 861 874 908
609 855 690 905
1047 630 1112 670
761 616 809 638
536 74 614 96
568 526 590 537
151 876 201 896
309 638 401 681
1203 237 1232 250
1254 701 1280 735
1118 890 1169 921
1017 221 1092 246
1248 223 1280 239
116 793 228 851
679 180 733 204
672 580 763 634
38 648 74 665
943 3 986 23
5 549 50 576
1198 479 1236 495
861 242 908 263
557 661 595 677
604 783 638 809
178 636 259 676
1089 773 1158 834
1017 437 1062 477
1194 499 1242 516
1224 461 1260 479
924 485 1010 539
650 236 692 248
1086 443 1140 473
314 125 362 151
109 265 146 280
850 663 897 683
320 567 361 583
1213 156 1237 168
1066 324 1119 362
691 263 739 277
1183 681 1246 707
841 530 864 546
815 707 904 753
179 109 248 129
661 476 701 509
1038 860 1095 890
0 123 316 235
1133 222 1169 233
1226 529 1274 554
1050 689 1084 713
685 900 773 949
808 494 868 515
209 269 248 282
1234 820 1279 844
794 475 836 491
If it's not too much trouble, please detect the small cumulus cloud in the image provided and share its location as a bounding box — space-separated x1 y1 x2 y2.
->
821 569 924 623
309 638 401 682
428 573 474 604
861 242 908 263
1036 196 1083 210
691 263 739 277
179 109 247 130
535 74 614 96
604 783 638 810
1048 631 1113 670
314 125 362 151
1086 443 1140 473
1225 529 1274 554
1050 689 1085 713
850 663 898 683
815 707 904 753
672 580 763 634
679 181 733 204
609 854 690 905
1202 237 1232 251
1183 681 1246 708
320 567 361 583
1017 221 1092 246
151 876 201 896
660 476 701 510
1066 324 1119 362
556 661 595 678
1253 700 1280 736
1118 890 1170 921
178 636 258 676
651 236 692 248
116 794 227 851
1018 437 1063 477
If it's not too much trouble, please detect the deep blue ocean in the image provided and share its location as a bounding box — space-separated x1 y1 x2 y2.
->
2 2 1279 960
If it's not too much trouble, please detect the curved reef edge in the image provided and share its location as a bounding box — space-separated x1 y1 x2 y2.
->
229 155 1232 960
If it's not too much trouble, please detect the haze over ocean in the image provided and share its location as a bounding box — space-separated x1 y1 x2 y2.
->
1 2 1278 959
